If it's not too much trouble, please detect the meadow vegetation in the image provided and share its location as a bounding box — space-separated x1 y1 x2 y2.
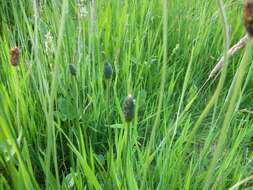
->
1 0 253 189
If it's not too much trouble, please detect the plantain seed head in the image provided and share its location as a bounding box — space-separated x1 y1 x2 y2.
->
10 47 20 66
103 63 113 80
123 94 135 122
244 0 253 36
69 64 77 76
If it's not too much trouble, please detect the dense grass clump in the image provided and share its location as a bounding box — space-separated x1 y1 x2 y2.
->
1 0 253 189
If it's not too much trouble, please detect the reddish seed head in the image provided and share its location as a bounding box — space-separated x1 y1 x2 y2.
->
244 0 253 36
10 47 20 66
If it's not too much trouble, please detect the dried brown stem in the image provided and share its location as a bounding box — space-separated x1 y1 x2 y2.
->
208 34 249 79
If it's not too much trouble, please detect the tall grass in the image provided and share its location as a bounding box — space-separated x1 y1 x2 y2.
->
1 0 253 189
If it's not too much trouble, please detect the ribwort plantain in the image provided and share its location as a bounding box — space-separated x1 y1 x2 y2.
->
103 63 113 80
69 64 77 76
10 47 20 66
123 94 135 122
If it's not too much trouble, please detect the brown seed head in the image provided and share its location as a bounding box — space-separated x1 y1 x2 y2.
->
244 0 253 36
10 47 20 66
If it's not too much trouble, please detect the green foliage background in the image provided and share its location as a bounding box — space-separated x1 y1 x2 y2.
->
1 0 253 189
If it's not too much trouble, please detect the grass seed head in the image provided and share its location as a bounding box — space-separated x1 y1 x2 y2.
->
78 0 88 19
123 94 135 122
10 47 20 66
69 64 77 76
103 63 113 80
244 0 253 36
45 31 53 55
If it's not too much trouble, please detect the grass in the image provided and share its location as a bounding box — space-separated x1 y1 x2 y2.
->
1 0 253 189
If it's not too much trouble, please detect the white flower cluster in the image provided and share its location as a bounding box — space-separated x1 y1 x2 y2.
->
45 31 53 56
77 0 88 20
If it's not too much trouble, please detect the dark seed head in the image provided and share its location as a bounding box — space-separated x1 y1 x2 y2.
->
69 64 77 76
103 63 113 80
123 94 135 122
10 47 20 66
244 0 253 36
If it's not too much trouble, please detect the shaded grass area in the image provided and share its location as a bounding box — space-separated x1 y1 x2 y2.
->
1 0 253 189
